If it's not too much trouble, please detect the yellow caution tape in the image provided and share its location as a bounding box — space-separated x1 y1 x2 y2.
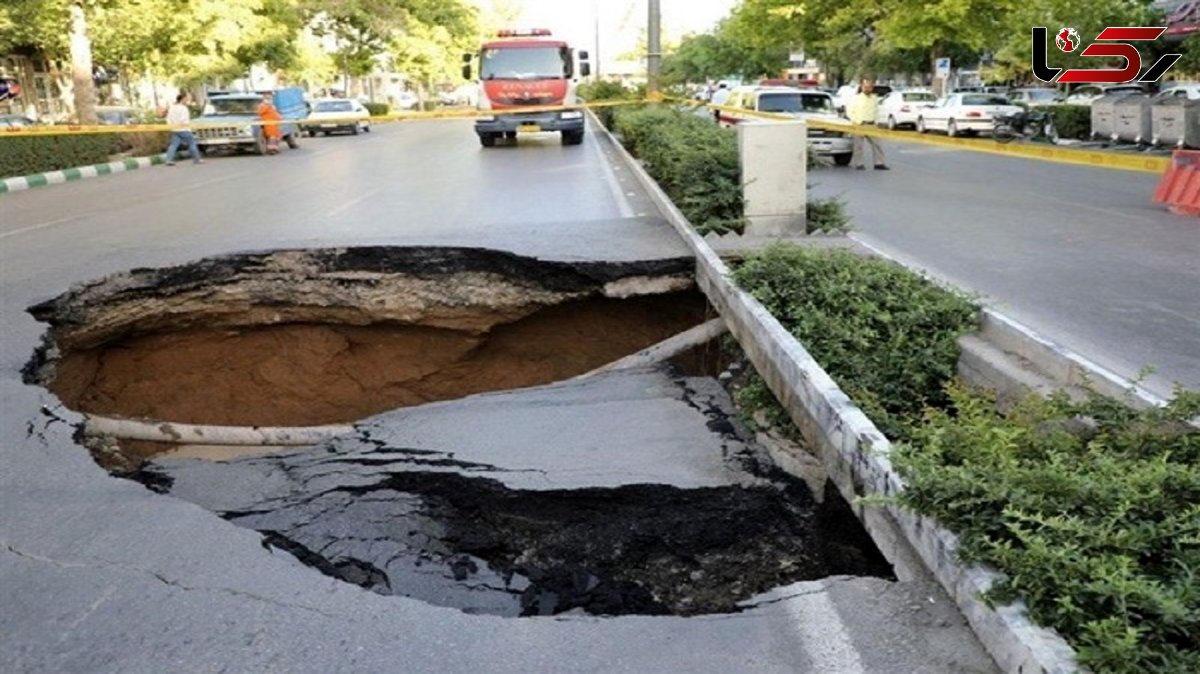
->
666 95 1170 174
0 98 648 138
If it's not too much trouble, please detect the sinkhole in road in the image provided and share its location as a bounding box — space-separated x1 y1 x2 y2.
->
25 245 893 617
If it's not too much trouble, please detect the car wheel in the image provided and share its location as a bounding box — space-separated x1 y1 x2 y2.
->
833 153 853 166
947 119 958 137
285 133 300 149
480 133 497 148
887 115 897 131
562 130 584 146
363 123 371 133
351 124 360 136
307 130 316 138
917 117 927 133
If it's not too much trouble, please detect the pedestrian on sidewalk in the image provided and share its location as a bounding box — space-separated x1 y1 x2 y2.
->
848 79 888 170
164 93 203 166
711 83 730 122
258 92 283 155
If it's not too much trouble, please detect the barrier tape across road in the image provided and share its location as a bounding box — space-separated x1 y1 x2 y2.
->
0 95 1170 174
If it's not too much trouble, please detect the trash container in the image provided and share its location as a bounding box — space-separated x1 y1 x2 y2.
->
1151 97 1200 148
1090 94 1128 140
1113 95 1154 143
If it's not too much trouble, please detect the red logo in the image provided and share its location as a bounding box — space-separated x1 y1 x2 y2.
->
1032 26 1181 84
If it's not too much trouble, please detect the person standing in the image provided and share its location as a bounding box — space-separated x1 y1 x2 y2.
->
257 92 283 155
848 79 888 170
163 92 202 166
711 82 730 122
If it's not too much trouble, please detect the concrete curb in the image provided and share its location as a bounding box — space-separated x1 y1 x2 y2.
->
0 155 164 194
590 111 1082 674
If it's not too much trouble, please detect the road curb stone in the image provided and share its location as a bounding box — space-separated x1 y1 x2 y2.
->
1 154 164 194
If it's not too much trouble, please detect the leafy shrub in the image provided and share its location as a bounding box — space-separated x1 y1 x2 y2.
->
893 386 1200 674
1049 104 1091 140
806 197 851 234
613 105 744 235
118 131 171 157
362 102 389 116
0 133 122 178
731 244 979 439
579 80 644 129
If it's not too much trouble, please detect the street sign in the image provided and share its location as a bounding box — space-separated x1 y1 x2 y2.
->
936 58 951 77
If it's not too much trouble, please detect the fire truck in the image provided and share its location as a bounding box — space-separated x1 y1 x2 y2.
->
462 29 591 147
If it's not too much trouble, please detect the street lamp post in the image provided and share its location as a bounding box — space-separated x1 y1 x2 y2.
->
647 0 661 97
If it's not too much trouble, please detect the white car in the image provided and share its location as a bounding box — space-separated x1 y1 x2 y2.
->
876 89 936 129
394 91 420 111
916 93 1022 137
1008 88 1065 107
306 98 370 136
1156 83 1200 100
718 86 854 165
1064 84 1144 105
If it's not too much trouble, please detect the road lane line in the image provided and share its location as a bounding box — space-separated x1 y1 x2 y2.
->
785 589 867 674
325 188 383 218
0 214 85 240
589 122 636 219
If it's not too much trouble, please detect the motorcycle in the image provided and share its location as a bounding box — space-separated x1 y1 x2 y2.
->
993 109 1057 144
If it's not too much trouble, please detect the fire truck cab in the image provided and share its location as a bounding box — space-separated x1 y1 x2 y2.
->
463 29 591 147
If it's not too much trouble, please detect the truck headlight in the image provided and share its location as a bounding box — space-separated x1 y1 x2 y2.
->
239 126 253 136
561 110 583 120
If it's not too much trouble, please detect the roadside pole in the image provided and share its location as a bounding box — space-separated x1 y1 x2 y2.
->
647 0 662 98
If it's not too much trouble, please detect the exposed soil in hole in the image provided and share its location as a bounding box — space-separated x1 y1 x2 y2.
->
49 293 709 427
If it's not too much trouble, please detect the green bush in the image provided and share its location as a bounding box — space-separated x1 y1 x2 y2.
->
1049 104 1091 140
894 386 1200 674
362 102 389 116
579 80 643 129
806 197 851 234
612 105 744 235
731 244 979 439
0 133 122 178
117 131 171 157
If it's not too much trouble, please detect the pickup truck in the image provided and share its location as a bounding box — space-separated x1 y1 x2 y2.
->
194 87 308 155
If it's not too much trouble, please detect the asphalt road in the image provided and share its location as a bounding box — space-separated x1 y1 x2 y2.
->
0 122 995 672
811 140 1200 397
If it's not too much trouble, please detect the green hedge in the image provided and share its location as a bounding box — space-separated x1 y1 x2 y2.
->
578 80 644 130
895 387 1199 673
363 102 389 116
731 243 1199 673
731 244 979 440
0 133 122 179
1050 104 1091 140
612 105 744 235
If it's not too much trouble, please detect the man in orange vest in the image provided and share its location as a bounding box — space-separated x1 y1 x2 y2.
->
257 92 282 155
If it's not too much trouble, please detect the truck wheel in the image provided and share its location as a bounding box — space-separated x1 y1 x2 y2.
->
562 130 584 146
480 133 497 148
255 135 268 156
285 133 300 149
833 153 853 166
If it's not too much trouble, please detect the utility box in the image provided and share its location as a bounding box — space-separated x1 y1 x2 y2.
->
738 120 808 237
1152 97 1200 148
1113 95 1154 143
1090 94 1129 141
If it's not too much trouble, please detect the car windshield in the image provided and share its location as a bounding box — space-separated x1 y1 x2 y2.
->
481 46 568 80
209 98 260 114
315 101 353 112
962 95 1010 106
1025 90 1059 101
759 93 833 113
903 92 934 102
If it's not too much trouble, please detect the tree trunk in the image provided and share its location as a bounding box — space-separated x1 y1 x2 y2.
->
930 44 943 98
68 1 98 124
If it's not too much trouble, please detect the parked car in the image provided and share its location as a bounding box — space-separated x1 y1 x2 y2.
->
1065 84 1144 105
876 89 936 129
1008 88 1064 107
1156 83 1200 100
718 85 854 165
95 106 139 125
952 85 1010 96
193 88 307 155
0 114 37 128
393 91 419 111
305 98 370 136
916 93 1022 136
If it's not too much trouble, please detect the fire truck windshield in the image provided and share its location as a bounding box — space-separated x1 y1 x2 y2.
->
481 47 569 80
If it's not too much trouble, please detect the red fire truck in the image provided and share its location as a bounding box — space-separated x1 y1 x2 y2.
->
462 29 591 147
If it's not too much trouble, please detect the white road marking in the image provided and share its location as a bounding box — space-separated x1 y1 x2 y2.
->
590 126 636 218
0 214 84 240
785 590 868 673
325 188 382 217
